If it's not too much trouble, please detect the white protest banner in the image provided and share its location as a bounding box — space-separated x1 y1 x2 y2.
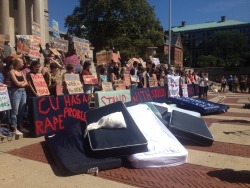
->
167 75 180 97
0 87 11 112
64 74 83 94
94 90 131 107
31 73 50 96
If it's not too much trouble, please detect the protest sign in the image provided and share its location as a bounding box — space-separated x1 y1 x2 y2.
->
50 37 68 52
96 50 113 65
64 74 83 94
130 86 167 104
167 75 180 97
182 84 188 97
49 48 61 56
29 93 89 137
65 55 80 66
52 19 60 38
124 74 131 87
17 38 30 55
0 87 11 112
159 78 164 86
130 75 140 83
73 37 90 60
55 73 63 95
16 35 41 58
114 80 126 90
32 22 41 38
102 82 113 92
83 75 98 85
149 77 157 87
31 73 50 96
152 58 160 66
94 90 131 107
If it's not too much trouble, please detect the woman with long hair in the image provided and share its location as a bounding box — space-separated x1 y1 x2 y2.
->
9 58 29 135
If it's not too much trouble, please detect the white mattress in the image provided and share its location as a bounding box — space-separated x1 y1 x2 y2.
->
127 104 188 168
151 102 201 118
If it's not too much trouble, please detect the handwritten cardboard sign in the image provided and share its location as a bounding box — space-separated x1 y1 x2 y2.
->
149 77 157 87
32 22 41 38
73 37 90 61
50 37 69 52
94 90 131 107
64 74 83 94
130 86 166 104
0 87 12 112
17 38 30 55
65 55 80 66
124 74 131 86
29 93 89 137
96 50 113 65
102 82 113 92
114 80 126 90
16 35 41 58
83 75 98 85
56 73 63 95
31 73 50 96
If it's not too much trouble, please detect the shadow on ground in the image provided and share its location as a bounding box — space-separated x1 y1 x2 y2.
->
207 169 250 184
219 120 250 124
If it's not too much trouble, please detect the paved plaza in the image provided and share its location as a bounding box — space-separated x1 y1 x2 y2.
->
0 91 250 188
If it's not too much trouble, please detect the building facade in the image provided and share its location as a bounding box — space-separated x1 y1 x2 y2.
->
0 0 49 47
160 33 183 67
169 16 250 67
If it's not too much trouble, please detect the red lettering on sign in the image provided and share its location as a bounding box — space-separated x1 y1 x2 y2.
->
35 121 44 135
151 88 166 99
38 98 50 114
49 97 59 111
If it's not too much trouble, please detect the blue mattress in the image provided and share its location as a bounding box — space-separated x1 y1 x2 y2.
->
168 97 229 114
45 123 122 175
86 101 148 158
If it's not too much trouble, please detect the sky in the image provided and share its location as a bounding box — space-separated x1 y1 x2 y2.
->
48 0 250 32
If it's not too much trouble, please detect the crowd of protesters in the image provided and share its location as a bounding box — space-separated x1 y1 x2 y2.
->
0 40 249 136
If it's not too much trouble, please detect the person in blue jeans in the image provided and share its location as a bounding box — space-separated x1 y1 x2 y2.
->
9 57 28 135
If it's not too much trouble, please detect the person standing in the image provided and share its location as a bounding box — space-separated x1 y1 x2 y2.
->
9 58 29 135
81 60 94 94
220 76 227 92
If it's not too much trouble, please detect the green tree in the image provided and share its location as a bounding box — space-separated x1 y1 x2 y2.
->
197 55 217 67
65 0 164 58
208 31 250 66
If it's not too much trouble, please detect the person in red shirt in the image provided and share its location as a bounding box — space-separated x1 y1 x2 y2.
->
81 60 93 94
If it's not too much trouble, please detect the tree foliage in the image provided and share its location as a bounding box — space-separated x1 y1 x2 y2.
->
197 55 217 67
65 0 164 59
206 31 250 67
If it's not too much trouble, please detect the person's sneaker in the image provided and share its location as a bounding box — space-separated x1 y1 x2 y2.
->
14 129 23 135
20 128 30 133
0 132 6 138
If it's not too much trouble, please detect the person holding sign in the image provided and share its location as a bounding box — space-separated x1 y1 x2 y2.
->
81 60 94 94
48 63 60 96
26 61 41 97
9 58 29 135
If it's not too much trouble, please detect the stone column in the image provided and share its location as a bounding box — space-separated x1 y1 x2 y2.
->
0 0 10 35
33 0 40 24
18 0 27 34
